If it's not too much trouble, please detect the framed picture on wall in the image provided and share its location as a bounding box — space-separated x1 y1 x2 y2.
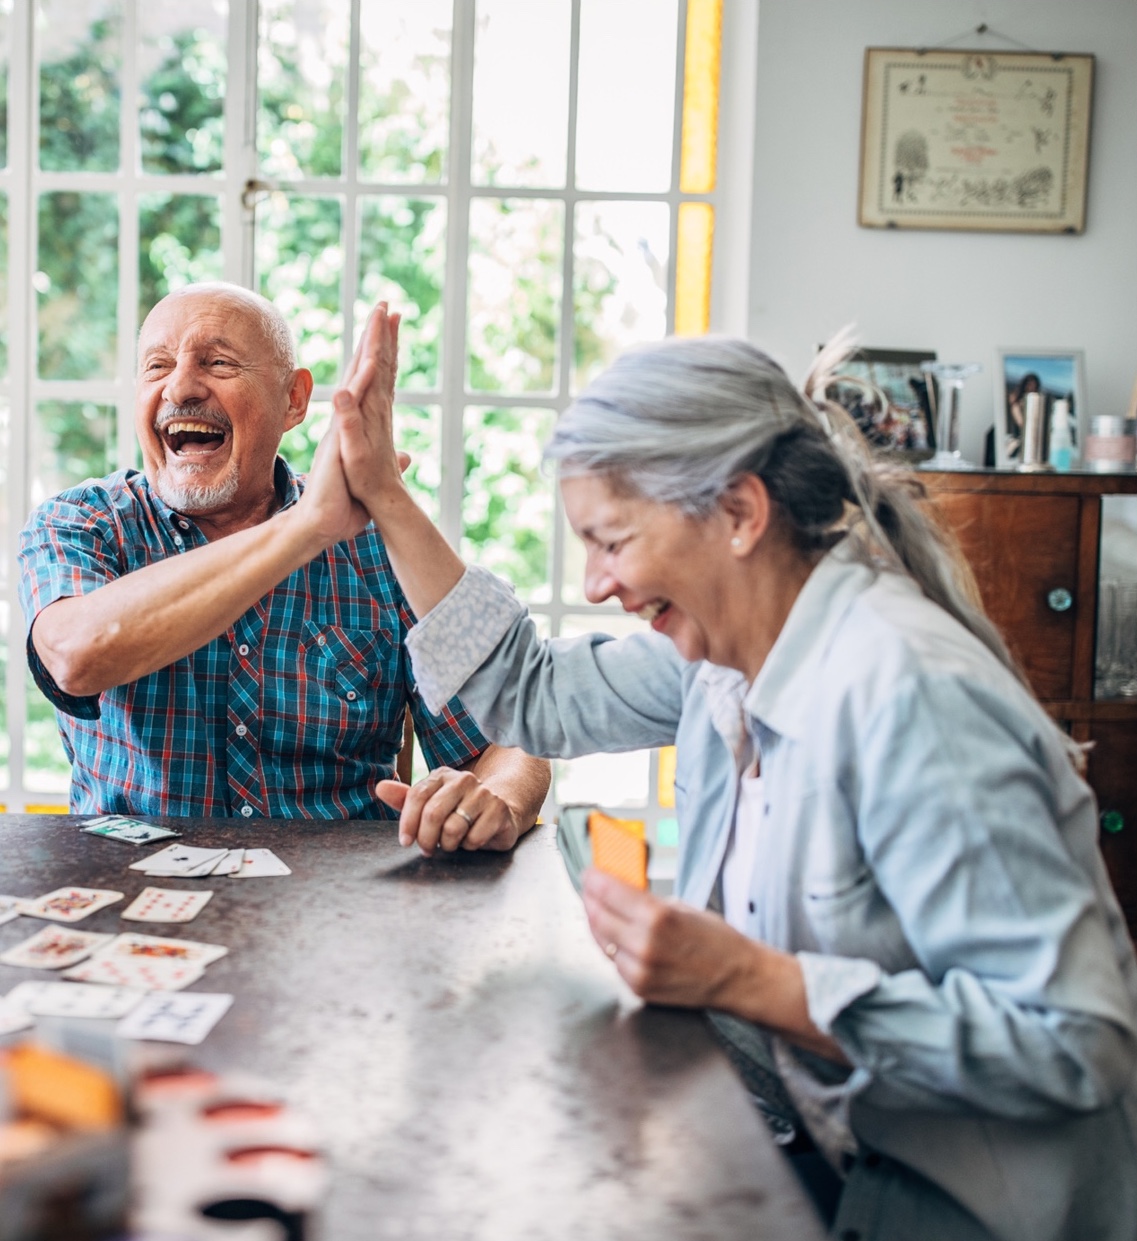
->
859 48 1095 233
995 348 1086 468
824 347 937 461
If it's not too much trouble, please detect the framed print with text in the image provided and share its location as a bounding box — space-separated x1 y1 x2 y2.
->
859 48 1094 233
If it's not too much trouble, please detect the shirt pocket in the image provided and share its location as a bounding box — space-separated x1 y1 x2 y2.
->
302 620 398 718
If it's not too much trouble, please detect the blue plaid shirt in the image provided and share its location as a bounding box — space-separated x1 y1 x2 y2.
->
17 461 488 819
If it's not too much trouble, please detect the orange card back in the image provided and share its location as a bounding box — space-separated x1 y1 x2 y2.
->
588 811 649 890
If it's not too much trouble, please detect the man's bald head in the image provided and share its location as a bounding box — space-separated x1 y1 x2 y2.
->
139 283 297 382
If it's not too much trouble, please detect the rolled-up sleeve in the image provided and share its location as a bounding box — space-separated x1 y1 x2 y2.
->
808 674 1137 1121
406 565 687 758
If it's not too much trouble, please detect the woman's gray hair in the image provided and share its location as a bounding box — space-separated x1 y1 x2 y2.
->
545 334 1027 691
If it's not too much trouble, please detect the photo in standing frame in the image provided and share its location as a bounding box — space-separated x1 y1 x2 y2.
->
823 347 937 461
995 349 1085 468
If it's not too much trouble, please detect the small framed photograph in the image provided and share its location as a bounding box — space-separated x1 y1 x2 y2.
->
824 347 937 461
995 349 1086 468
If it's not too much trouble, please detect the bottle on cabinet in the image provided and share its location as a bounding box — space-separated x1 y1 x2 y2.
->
1048 399 1075 472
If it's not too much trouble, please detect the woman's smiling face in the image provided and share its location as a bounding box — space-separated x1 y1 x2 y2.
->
560 472 740 668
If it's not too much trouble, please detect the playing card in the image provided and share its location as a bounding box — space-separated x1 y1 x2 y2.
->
0 926 114 970
92 932 228 968
81 815 182 846
588 811 649 891
62 953 205 992
0 895 22 927
116 991 233 1045
4 980 145 1019
18 887 124 924
229 848 291 878
129 845 228 877
205 848 245 876
121 888 213 924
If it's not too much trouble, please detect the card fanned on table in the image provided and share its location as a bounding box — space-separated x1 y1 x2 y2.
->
80 815 181 846
556 806 649 892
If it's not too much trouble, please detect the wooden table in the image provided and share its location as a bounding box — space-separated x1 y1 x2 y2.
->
0 815 824 1241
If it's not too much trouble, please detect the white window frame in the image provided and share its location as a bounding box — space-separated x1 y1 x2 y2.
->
1 0 757 812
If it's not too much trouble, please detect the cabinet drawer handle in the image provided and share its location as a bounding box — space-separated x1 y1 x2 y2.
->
1101 810 1125 835
1047 588 1073 613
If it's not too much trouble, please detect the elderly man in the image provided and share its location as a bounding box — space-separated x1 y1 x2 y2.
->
18 282 549 852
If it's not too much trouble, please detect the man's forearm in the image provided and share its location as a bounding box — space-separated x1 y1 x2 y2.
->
465 746 550 848
32 508 330 698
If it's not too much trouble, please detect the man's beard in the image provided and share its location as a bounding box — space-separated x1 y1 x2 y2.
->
152 461 241 514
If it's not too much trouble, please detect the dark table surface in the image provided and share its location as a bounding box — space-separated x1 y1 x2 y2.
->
1 815 824 1241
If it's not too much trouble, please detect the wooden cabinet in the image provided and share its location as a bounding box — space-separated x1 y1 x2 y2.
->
923 471 1137 934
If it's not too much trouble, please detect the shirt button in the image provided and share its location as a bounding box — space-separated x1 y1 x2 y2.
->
748 900 756 914
316 634 327 647
237 644 250 656
240 805 253 818
235 724 248 737
173 534 183 546
345 690 357 701
178 519 190 530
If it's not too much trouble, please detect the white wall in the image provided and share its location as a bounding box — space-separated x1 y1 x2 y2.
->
748 0 1137 459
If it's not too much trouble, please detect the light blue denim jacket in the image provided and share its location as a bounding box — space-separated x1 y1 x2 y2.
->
406 547 1137 1241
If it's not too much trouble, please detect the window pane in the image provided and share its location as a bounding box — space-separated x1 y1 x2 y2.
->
280 401 441 525
679 0 721 194
139 194 223 319
0 0 9 169
468 198 563 393
575 0 677 192
0 194 7 375
38 0 122 173
258 0 348 179
140 0 227 175
26 668 70 796
396 405 441 524
255 194 343 384
674 201 713 336
0 402 8 589
358 0 450 184
278 397 330 474
358 196 446 392
573 201 669 391
462 406 555 601
37 192 119 380
32 401 116 506
471 0 570 188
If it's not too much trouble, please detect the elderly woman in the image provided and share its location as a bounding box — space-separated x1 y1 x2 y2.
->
327 308 1137 1241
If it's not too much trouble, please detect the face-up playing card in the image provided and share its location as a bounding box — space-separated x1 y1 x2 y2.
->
206 849 245 876
5 980 145 1019
116 991 233 1045
62 953 205 992
121 888 213 924
0 895 22 927
80 815 182 846
230 848 291 878
129 845 229 877
93 932 228 968
18 887 124 924
0 926 114 970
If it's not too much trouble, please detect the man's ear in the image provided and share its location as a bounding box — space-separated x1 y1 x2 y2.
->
284 368 314 431
722 473 772 555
